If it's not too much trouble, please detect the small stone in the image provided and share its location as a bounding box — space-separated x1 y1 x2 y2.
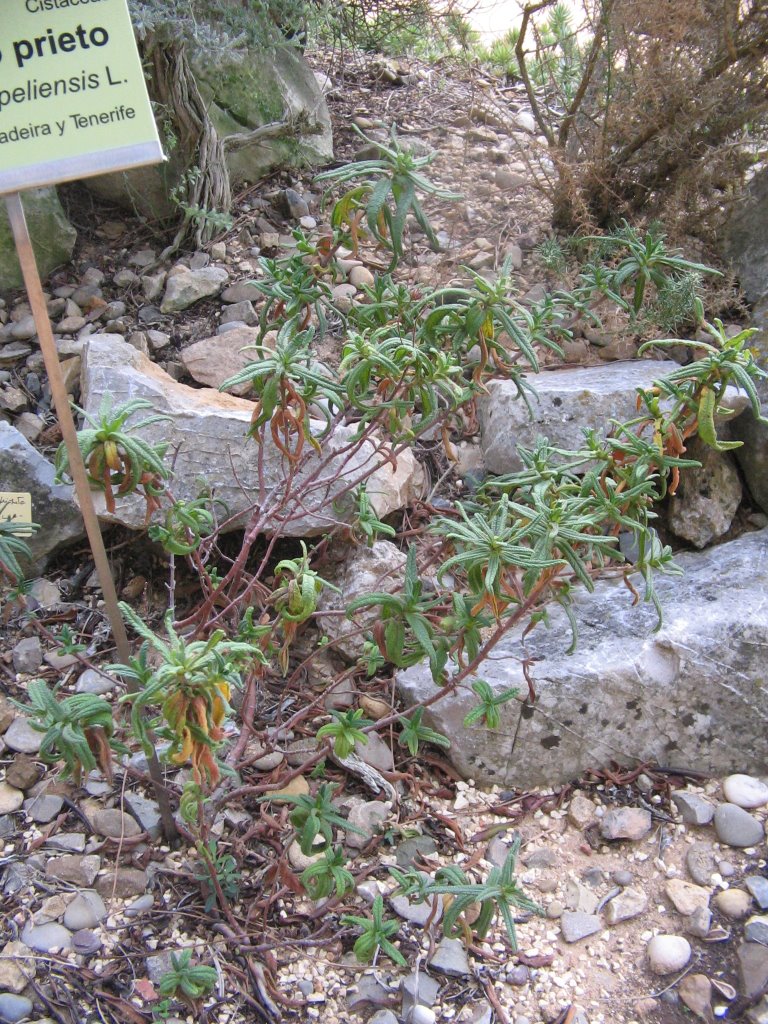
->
714 888 752 919
220 299 258 325
605 887 648 924
745 876 768 909
567 794 596 829
35 892 74 923
745 915 768 944
95 868 148 898
402 971 440 1009
686 842 717 885
75 668 115 694
15 412 44 442
23 793 64 823
331 282 357 313
12 636 42 674
599 807 652 841
46 854 101 887
714 803 765 847
349 266 375 289
21 921 73 952
523 848 558 868
560 911 601 942
566 879 598 914
63 890 107 930
4 717 42 755
211 242 227 261
91 808 142 839
410 1008 436 1024
160 267 229 313
0 783 23 814
58 315 86 333
683 906 712 939
428 937 470 977
0 941 34 993
390 889 441 927
284 188 310 219
0 993 33 1024
146 329 171 352
123 792 162 839
44 832 85 853
678 974 713 1021
723 774 768 809
546 900 564 919
113 268 137 287
221 281 261 304
346 800 390 850
287 839 324 871
395 835 437 867
665 879 711 917
125 894 154 917
672 791 715 825
355 731 394 773
646 934 691 975
72 929 102 956
739 942 768 999
612 870 634 887
507 965 530 985
368 1012 399 1024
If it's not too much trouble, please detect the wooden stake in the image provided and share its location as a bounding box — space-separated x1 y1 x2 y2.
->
5 191 178 843
5 192 133 663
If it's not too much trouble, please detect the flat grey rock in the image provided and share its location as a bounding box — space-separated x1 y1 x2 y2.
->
428 937 471 977
401 971 440 1009
0 993 33 1024
479 361 748 475
397 531 768 788
714 803 765 848
672 791 715 825
3 718 42 754
23 793 64 823
560 911 601 942
745 875 768 909
21 921 72 952
63 890 107 930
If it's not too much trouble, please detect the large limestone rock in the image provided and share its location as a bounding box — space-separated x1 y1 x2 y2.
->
396 529 768 789
479 360 748 475
0 422 84 572
0 189 76 294
85 39 332 220
80 335 419 534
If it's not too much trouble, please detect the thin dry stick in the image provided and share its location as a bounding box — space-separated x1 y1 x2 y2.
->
4 192 177 844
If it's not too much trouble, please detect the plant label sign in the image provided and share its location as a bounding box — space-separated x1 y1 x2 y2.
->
0 0 164 194
0 492 33 534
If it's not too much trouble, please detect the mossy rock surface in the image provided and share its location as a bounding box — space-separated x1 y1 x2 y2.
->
83 36 332 219
0 189 76 294
191 42 333 186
